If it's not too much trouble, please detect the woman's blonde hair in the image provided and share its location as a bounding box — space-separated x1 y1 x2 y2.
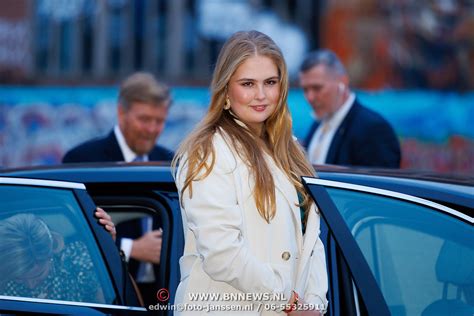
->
0 213 62 282
173 30 315 223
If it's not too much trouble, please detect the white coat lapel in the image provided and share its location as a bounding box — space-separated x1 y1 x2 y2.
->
265 156 303 250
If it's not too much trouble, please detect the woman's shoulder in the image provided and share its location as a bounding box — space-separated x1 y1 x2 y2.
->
61 241 94 269
212 128 231 147
176 129 237 175
212 128 238 158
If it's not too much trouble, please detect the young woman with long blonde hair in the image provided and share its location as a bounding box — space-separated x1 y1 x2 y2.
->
173 30 328 315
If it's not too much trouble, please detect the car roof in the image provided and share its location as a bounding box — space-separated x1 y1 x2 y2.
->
1 162 472 211
315 165 473 212
1 162 175 184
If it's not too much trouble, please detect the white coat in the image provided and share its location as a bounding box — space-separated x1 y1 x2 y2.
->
174 130 328 315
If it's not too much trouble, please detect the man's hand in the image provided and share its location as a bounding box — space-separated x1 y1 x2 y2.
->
95 207 116 241
130 229 163 264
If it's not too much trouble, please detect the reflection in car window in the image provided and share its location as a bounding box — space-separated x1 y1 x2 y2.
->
0 185 116 304
326 188 474 316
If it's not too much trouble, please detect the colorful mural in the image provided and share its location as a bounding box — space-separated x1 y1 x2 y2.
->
1 87 473 175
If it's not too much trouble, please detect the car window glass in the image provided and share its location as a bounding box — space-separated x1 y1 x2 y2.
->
325 187 474 316
0 185 116 304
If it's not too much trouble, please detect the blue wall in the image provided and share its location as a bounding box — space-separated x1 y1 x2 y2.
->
1 86 473 173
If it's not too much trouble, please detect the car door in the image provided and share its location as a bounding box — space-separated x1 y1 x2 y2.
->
86 184 184 313
0 177 147 315
303 177 474 316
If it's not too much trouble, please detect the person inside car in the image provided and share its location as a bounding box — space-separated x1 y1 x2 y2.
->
0 208 115 302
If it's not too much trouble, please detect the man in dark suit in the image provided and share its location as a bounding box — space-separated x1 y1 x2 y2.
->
63 72 173 305
62 129 173 162
299 49 401 168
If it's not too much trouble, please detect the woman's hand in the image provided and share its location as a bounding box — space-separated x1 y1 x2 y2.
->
95 207 116 241
286 292 323 316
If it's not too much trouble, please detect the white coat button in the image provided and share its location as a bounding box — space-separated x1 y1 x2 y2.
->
282 251 291 261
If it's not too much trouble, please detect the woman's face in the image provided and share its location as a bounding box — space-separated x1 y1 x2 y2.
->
227 55 280 135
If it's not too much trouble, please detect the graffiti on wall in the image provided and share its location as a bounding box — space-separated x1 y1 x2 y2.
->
1 87 473 175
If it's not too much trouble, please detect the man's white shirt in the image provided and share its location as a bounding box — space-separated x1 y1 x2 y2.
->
308 93 355 164
114 125 149 163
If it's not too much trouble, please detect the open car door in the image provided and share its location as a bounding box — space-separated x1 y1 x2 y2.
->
303 177 473 316
0 177 147 315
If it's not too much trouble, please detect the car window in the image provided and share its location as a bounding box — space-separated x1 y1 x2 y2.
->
325 187 474 316
0 185 116 304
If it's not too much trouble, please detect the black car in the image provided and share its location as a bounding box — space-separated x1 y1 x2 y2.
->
1 163 473 315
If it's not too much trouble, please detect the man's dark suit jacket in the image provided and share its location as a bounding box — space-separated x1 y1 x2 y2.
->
62 130 173 280
304 99 401 168
62 130 174 163
115 217 162 282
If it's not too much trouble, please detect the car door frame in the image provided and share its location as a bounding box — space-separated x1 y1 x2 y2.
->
303 177 391 316
74 188 146 308
303 176 473 316
0 177 147 315
83 182 184 309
